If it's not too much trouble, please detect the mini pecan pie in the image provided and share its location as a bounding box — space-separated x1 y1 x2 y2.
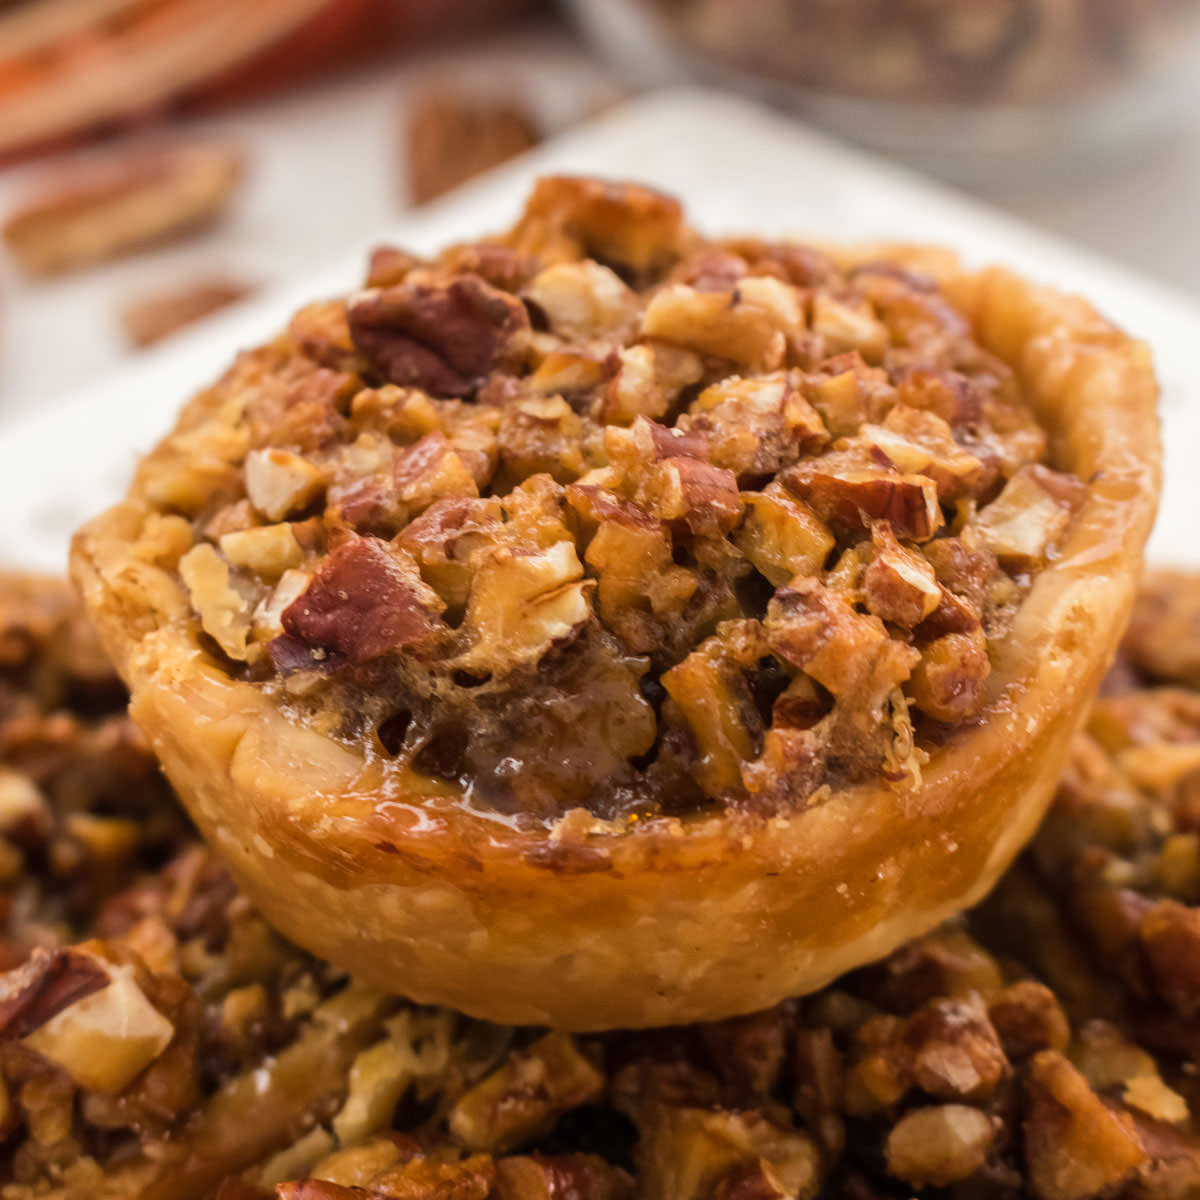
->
71 177 1160 1029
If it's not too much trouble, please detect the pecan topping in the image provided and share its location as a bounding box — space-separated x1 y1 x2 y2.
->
154 177 1088 819
348 275 530 397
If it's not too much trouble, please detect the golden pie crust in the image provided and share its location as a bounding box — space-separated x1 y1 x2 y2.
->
72 210 1160 1031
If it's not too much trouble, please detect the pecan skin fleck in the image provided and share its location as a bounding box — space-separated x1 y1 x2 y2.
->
347 274 530 398
279 537 441 668
0 945 109 1039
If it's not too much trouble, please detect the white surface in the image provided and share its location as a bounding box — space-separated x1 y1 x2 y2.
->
0 26 615 421
0 85 1194 574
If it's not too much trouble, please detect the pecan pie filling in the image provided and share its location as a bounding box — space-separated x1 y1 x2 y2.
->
165 178 1085 822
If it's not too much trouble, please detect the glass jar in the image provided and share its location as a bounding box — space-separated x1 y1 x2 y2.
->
569 0 1200 181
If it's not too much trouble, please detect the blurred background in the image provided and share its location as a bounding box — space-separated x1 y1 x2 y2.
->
0 0 1197 418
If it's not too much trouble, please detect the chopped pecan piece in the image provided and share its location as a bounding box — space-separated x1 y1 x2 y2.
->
577 497 696 653
602 343 704 424
365 246 422 289
765 579 918 700
528 347 614 398
497 396 586 484
279 538 443 669
804 356 898 437
784 453 943 542
908 628 991 723
493 1156 634 1200
662 629 764 797
219 525 303 579
632 1105 820 1200
0 946 108 1040
1140 899 1200 1017
643 456 742 535
179 544 254 661
885 1105 995 1188
987 981 1070 1059
524 260 635 339
3 144 243 277
810 293 888 362
348 275 530 398
121 277 253 347
735 488 834 587
6 945 175 1094
902 997 1010 1100
640 285 787 372
857 406 986 502
357 1153 496 1200
973 464 1086 568
406 91 540 206
394 432 479 515
685 373 828 477
862 524 942 628
245 449 325 522
1023 1051 1147 1200
396 498 502 610
290 301 358 373
448 1032 604 1154
514 176 686 276
458 542 590 672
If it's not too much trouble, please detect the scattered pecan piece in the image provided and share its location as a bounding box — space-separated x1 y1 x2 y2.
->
278 537 442 669
448 1032 605 1155
987 981 1070 1059
493 1156 634 1200
885 1105 995 1188
406 90 540 206
1140 899 1200 1017
121 277 253 347
0 946 108 1040
1023 1051 1147 1200
3 144 243 277
1125 569 1200 689
348 275 530 397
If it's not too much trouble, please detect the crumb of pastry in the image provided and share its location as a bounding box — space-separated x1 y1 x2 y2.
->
2 571 1200 1199
2 143 243 277
120 276 254 347
405 87 541 206
128 176 1087 822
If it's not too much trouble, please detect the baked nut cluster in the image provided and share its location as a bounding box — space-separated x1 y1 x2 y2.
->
125 176 1084 822
3 571 1200 1200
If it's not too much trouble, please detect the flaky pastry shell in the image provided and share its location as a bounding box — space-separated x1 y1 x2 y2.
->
72 247 1160 1030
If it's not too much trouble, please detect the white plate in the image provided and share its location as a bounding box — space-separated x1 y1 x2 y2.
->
0 86 1193 573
